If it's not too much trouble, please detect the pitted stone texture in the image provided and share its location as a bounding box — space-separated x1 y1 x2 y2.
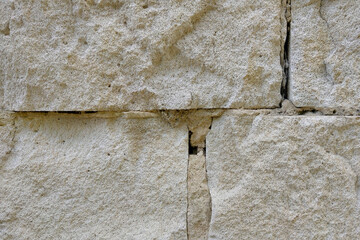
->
207 111 360 239
0 113 14 169
0 114 187 239
289 0 360 109
1 0 282 111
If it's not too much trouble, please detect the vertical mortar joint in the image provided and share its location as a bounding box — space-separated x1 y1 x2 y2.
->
186 112 219 240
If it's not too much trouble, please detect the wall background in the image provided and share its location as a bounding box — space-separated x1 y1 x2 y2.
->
1 0 359 239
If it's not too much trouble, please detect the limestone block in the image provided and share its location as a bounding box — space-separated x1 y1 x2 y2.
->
207 111 360 239
289 0 360 109
1 0 283 111
0 113 187 239
188 150 211 240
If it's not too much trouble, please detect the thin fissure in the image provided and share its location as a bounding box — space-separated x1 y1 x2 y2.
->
281 0 291 100
187 120 213 239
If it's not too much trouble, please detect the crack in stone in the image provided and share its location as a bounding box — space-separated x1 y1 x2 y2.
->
357 175 360 207
319 0 337 88
186 134 190 240
13 105 360 120
319 0 334 43
13 111 160 119
205 120 213 240
186 114 214 240
147 0 216 69
281 0 291 102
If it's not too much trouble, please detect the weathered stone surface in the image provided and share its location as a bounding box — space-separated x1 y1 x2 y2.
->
0 113 187 239
0 0 283 111
289 0 360 109
207 111 360 239
0 112 14 170
188 149 211 240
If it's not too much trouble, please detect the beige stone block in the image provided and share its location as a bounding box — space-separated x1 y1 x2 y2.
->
207 111 360 239
0 113 187 239
289 0 360 109
188 149 211 240
1 0 283 111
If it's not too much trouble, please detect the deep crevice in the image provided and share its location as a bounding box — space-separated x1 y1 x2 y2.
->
281 0 291 101
188 131 198 155
203 140 206 157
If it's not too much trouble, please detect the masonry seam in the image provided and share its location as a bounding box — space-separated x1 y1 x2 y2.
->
281 0 291 102
205 118 213 239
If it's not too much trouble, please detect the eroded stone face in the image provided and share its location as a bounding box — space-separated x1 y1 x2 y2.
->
207 111 360 239
289 0 360 109
0 113 187 239
1 0 282 111
0 112 14 169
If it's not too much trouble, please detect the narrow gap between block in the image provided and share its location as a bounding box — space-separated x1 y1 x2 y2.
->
281 0 291 101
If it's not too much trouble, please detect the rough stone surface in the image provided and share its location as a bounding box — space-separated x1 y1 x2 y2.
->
0 113 14 170
289 0 360 109
188 149 211 240
2 0 360 238
0 113 187 239
0 0 282 111
207 111 360 239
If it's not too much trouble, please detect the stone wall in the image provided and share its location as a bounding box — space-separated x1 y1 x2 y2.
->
1 0 359 239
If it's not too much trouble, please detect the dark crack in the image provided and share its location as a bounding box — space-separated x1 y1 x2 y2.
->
281 0 291 102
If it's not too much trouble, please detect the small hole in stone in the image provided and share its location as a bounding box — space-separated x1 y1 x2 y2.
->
333 110 337 114
142 4 148 9
189 145 198 155
108 84 111 87
188 131 198 155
